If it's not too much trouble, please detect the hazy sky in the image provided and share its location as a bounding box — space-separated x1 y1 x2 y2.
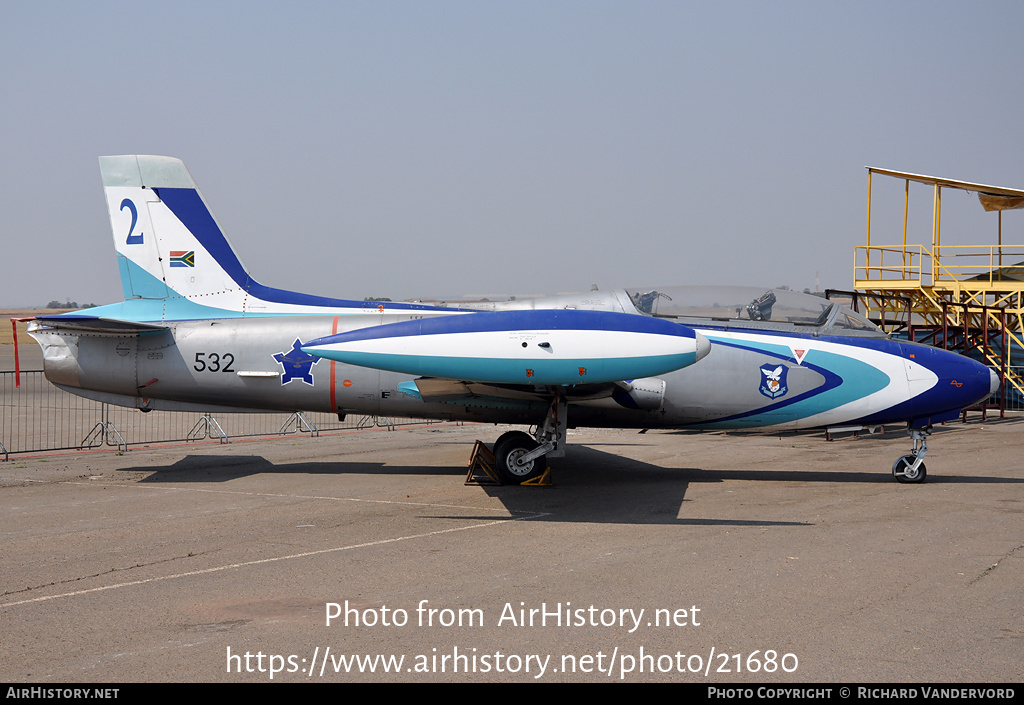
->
2 1 1023 307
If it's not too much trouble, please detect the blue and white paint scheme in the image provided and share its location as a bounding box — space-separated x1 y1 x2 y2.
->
678 328 992 431
25 155 998 486
302 310 710 385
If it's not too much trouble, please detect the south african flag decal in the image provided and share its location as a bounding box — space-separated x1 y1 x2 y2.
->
169 250 195 268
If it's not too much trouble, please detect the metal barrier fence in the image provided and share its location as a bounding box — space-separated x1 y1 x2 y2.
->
5 366 1017 461
1002 367 1024 412
1 370 444 460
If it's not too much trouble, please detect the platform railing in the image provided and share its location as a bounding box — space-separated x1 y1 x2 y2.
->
857 244 1024 287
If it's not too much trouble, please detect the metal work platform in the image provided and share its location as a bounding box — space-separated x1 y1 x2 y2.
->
853 167 1024 412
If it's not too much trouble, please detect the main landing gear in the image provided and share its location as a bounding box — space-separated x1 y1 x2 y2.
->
490 395 568 485
892 426 929 484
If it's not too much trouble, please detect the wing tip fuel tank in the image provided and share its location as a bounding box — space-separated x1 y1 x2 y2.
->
303 309 709 385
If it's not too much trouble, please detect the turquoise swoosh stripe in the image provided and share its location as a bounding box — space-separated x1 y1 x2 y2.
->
700 336 892 428
308 350 698 385
80 260 353 321
85 259 454 322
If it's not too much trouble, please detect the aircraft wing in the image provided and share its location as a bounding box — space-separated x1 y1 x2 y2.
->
397 377 667 411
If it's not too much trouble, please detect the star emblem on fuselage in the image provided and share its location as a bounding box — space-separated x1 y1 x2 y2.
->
273 338 321 385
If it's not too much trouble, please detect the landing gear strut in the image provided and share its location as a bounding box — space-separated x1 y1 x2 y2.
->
491 394 567 485
892 426 929 483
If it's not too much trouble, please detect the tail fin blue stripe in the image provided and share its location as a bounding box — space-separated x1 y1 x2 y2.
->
154 187 253 289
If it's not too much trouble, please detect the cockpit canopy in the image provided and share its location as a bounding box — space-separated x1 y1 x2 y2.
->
624 286 882 335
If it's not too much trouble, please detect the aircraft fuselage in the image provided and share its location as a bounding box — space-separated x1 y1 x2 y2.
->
31 309 995 433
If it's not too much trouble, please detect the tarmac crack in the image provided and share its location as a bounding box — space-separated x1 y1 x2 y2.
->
2 551 215 597
970 542 1024 585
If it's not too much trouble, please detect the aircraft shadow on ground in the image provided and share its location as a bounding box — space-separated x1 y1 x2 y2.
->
123 441 1024 490
124 449 809 527
119 442 1022 527
126 454 468 483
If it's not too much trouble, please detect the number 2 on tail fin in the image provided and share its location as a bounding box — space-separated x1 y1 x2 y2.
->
121 199 144 244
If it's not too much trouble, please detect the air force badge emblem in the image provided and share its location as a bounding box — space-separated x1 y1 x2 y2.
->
273 339 321 385
759 364 788 399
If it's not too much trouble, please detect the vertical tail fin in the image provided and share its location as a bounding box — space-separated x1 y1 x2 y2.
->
98 155 442 319
100 155 252 309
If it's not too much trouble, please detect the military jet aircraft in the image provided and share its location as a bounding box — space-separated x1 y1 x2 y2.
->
26 156 998 484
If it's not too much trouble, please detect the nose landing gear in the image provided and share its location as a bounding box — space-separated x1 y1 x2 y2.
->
892 427 929 483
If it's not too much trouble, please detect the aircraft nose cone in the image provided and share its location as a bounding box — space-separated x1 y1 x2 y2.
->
989 368 1000 396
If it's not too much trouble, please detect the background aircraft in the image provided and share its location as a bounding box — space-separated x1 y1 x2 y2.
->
27 156 998 484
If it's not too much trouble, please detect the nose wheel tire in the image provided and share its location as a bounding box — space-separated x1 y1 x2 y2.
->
892 455 927 483
493 431 544 485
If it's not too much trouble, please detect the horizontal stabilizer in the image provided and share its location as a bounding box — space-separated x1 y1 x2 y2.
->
32 316 169 335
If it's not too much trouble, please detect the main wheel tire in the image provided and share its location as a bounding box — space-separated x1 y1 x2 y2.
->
892 454 927 483
493 431 533 454
493 432 544 485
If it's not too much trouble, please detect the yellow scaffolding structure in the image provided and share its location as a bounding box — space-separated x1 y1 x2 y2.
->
855 167 1024 402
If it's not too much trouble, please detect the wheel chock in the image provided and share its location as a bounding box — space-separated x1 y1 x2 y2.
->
465 440 501 485
521 467 553 486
